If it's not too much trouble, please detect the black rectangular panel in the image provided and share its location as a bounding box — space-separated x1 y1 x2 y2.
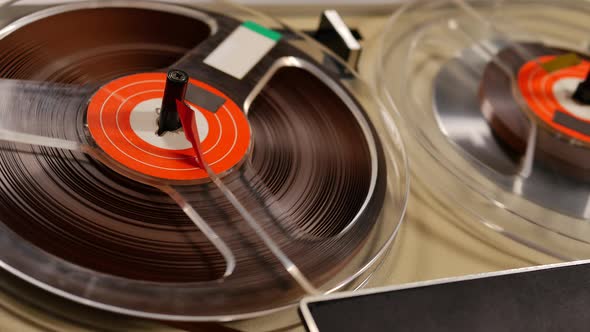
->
553 110 590 136
301 261 590 332
186 84 226 113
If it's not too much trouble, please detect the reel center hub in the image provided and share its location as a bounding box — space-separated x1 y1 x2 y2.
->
518 55 590 143
86 72 251 181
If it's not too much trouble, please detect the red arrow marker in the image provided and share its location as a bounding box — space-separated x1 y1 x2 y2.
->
176 99 205 169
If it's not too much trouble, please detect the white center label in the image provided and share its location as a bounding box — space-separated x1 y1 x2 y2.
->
129 98 209 150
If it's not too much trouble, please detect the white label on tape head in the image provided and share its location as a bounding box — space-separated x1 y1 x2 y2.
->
204 21 282 80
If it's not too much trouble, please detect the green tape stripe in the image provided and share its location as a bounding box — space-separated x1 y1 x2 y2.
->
242 21 282 41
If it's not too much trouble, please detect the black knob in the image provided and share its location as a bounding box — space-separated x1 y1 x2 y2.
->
157 69 188 136
573 71 590 105
313 10 362 71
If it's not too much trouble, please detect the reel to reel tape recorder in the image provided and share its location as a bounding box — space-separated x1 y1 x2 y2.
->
4 0 590 331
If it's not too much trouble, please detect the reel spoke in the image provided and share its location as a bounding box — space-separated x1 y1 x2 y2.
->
0 79 92 149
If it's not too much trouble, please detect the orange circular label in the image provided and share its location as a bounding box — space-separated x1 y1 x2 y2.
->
518 55 590 143
87 73 251 181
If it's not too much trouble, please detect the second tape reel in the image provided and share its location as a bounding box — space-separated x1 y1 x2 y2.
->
377 0 590 259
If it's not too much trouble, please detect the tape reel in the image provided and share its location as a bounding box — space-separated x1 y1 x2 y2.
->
0 0 407 321
377 0 590 260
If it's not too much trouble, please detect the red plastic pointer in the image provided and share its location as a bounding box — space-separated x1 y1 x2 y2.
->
176 99 205 169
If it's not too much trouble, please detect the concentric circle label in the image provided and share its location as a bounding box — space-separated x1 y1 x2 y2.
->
518 55 590 143
87 73 250 181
